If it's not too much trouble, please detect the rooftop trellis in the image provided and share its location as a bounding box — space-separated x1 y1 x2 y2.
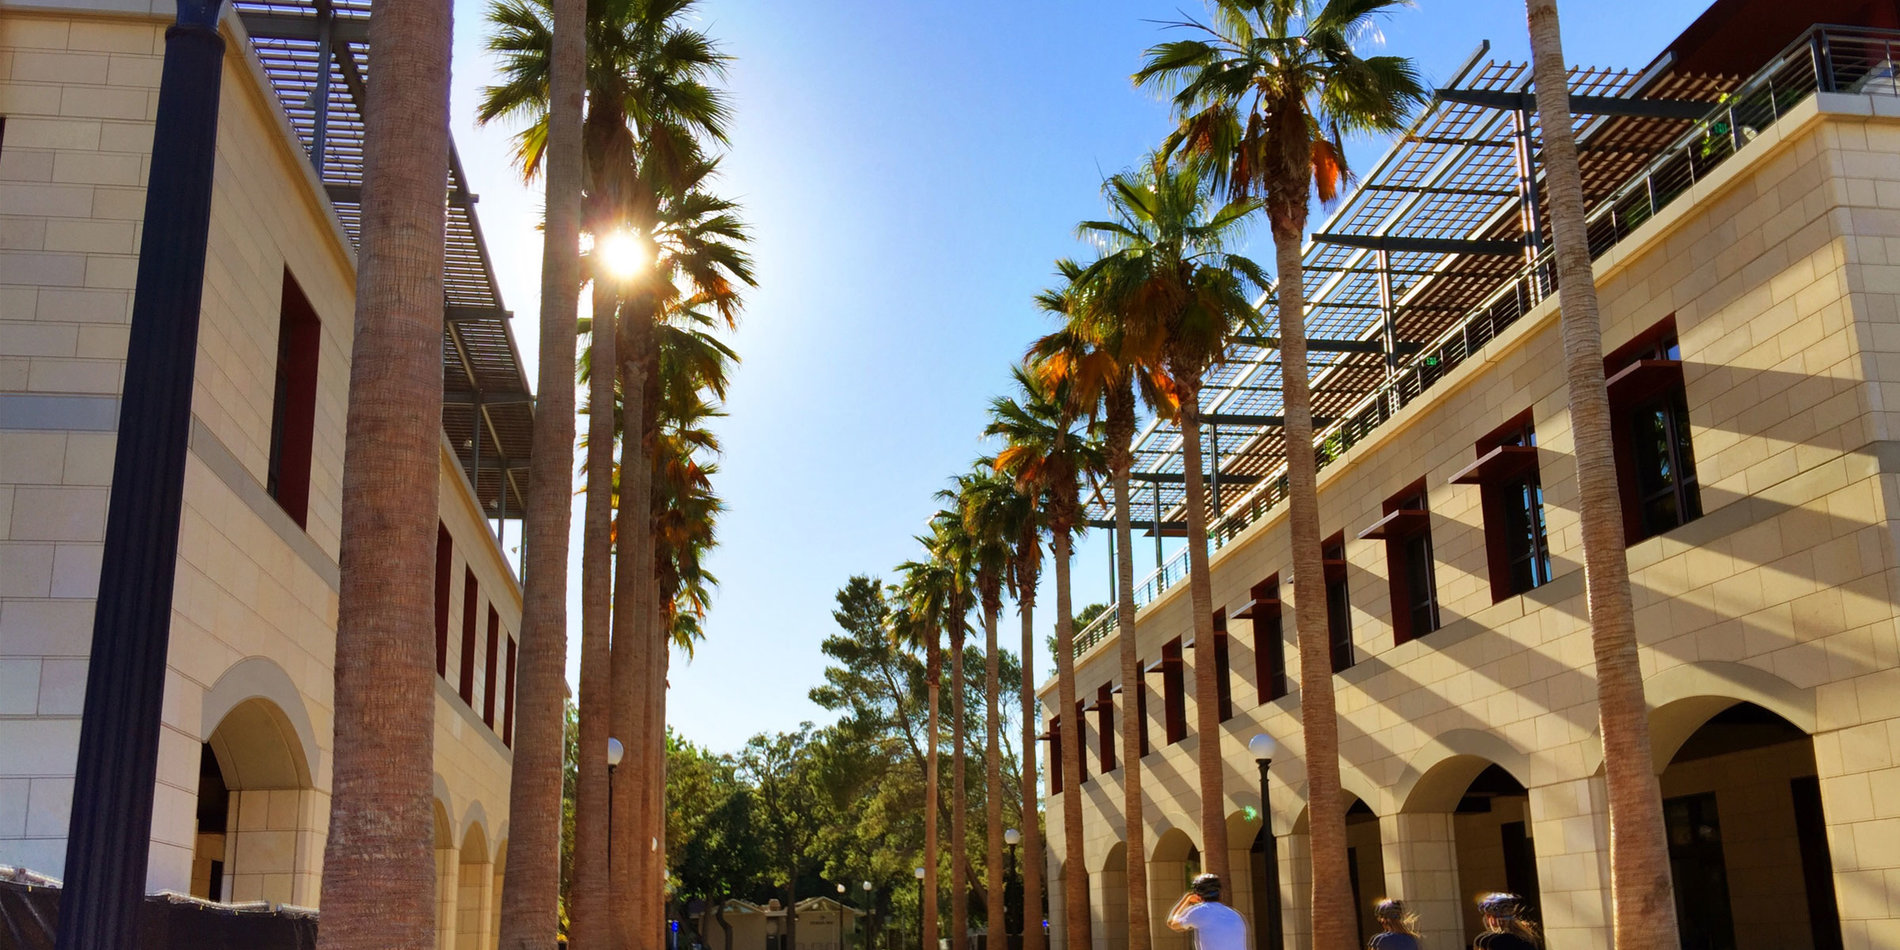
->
233 0 535 522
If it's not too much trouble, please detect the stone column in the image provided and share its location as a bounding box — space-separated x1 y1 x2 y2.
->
1526 776 1612 947
1047 854 1067 950
1281 832 1311 950
1377 812 1461 949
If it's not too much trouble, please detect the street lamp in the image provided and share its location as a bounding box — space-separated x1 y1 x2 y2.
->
1003 829 1021 943
607 737 625 870
914 866 928 950
1248 733 1282 950
863 881 875 950
837 883 848 950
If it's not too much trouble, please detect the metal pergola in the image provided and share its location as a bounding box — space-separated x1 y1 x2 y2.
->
1089 44 1737 582
232 0 535 523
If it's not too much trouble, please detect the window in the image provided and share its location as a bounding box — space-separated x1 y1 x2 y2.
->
1048 715 1063 795
1095 683 1116 773
1136 671 1150 757
502 636 518 747
434 524 452 676
1074 700 1090 783
1607 321 1701 542
1362 482 1439 644
1212 610 1234 721
483 607 500 727
460 568 479 704
1160 638 1187 744
266 272 321 527
1324 535 1353 672
1244 576 1286 703
1454 413 1552 601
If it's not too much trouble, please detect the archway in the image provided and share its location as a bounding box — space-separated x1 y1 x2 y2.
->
1148 829 1198 950
1396 748 1537 947
434 798 456 950
1096 843 1128 950
190 695 316 905
1656 700 1839 950
1288 793 1384 947
456 821 491 950
489 839 506 946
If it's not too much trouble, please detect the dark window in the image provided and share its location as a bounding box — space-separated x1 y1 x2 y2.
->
1665 792 1736 950
1324 535 1352 672
1459 414 1552 601
483 607 500 727
1049 715 1064 795
1608 323 1701 542
1370 483 1439 644
1162 637 1187 744
1212 610 1233 721
1075 700 1089 783
1096 683 1116 773
266 272 321 528
1136 671 1150 757
434 524 452 676
1501 821 1541 920
1248 577 1286 703
460 568 478 704
503 636 518 748
1790 776 1843 950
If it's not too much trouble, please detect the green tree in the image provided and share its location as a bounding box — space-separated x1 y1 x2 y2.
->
739 726 827 950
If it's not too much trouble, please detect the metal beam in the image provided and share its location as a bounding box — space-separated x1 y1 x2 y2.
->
1436 87 1712 120
325 183 477 207
1202 413 1334 428
1129 471 1264 485
1088 519 1186 530
1311 232 1523 256
237 10 371 43
1362 184 1518 198
1232 335 1422 355
446 305 513 323
445 391 533 406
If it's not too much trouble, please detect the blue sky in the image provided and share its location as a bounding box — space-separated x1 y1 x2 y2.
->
447 0 1711 754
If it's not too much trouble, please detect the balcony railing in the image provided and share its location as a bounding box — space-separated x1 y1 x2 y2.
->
1070 24 1900 660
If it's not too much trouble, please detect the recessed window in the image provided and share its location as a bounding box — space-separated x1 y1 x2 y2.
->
1160 637 1186 744
460 568 479 705
434 524 452 677
483 607 500 728
1454 413 1552 601
1362 481 1440 644
1136 672 1150 757
1213 610 1234 721
1095 683 1116 773
1049 715 1065 795
1243 576 1286 703
1074 699 1089 784
1608 320 1701 542
1324 534 1353 672
266 271 321 528
502 636 517 747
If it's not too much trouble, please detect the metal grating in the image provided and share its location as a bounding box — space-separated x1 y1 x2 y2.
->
234 0 534 519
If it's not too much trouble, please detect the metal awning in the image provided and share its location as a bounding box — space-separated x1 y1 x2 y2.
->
233 0 534 520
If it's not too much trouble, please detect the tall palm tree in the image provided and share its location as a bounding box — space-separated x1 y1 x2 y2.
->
316 3 452 949
896 552 957 950
570 290 619 947
926 506 976 950
1138 8 1422 942
1073 158 1269 886
479 0 585 945
1002 466 1049 950
988 364 1105 950
1032 259 1172 950
958 466 1027 943
1522 1 1677 944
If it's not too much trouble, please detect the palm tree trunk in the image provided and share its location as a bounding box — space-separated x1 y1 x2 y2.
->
612 325 655 949
1272 226 1352 950
570 280 618 949
925 643 942 950
1174 376 1228 883
1016 540 1045 950
496 1 584 944
316 3 450 949
645 588 670 948
1524 3 1678 945
1108 395 1151 950
641 346 668 950
951 612 969 950
982 593 1004 949
1051 525 1090 950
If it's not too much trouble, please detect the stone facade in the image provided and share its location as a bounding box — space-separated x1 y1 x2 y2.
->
0 5 520 946
1040 92 1900 950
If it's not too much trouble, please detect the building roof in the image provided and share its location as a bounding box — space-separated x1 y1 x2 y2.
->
231 0 533 519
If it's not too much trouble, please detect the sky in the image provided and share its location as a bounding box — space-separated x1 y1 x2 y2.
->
444 0 1712 755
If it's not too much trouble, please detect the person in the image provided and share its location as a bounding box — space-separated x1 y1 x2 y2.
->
1472 893 1541 950
1368 898 1421 949
1167 873 1249 950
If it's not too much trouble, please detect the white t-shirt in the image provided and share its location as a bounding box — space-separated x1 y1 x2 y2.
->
1177 901 1248 950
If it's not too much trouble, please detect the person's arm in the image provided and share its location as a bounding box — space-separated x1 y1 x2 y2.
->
1167 894 1198 932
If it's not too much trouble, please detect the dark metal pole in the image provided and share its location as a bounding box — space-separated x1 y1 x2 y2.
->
1107 531 1116 603
1151 481 1163 571
307 0 334 168
1257 757 1282 950
56 4 226 949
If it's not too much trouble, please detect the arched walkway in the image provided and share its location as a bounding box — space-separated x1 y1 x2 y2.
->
434 798 456 950
489 839 506 947
1393 746 1536 948
1095 843 1127 950
456 821 492 950
190 694 318 905
1148 828 1198 950
1285 792 1383 949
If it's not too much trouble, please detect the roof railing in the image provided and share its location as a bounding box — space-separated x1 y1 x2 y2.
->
1070 24 1900 660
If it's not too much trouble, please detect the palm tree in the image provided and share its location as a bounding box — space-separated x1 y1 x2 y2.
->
1522 1 1677 944
479 0 584 945
958 466 1027 942
1072 158 1269 886
1032 259 1172 950
1138 8 1422 942
1002 465 1049 950
316 2 452 949
895 552 957 950
925 505 976 950
988 364 1105 950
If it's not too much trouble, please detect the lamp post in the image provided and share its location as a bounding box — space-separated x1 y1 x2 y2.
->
1248 734 1282 950
837 883 848 950
1003 828 1021 945
915 866 928 950
607 737 625 872
863 880 875 950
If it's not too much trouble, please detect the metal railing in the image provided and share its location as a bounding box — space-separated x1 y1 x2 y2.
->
1070 25 1900 659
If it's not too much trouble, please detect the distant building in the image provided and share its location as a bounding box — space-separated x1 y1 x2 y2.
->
0 1 534 946
704 897 867 950
1040 2 1900 949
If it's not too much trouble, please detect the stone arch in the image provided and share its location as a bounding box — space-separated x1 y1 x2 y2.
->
456 822 492 950
1096 842 1129 950
1632 662 1816 773
1149 828 1201 950
1395 730 1534 814
434 798 456 949
1287 764 1381 835
460 800 492 848
1149 826 1198 864
192 693 319 905
201 657 320 782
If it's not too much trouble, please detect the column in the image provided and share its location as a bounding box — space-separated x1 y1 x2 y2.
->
1378 813 1461 949
1282 832 1312 950
1526 776 1612 948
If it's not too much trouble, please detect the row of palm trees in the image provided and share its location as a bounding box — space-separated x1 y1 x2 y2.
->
882 1 1681 950
313 0 749 948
